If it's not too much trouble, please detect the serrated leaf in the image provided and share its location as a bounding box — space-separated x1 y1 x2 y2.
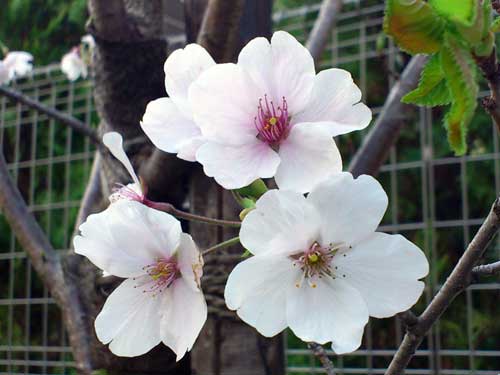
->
402 53 451 107
429 0 476 26
384 0 445 54
440 34 478 155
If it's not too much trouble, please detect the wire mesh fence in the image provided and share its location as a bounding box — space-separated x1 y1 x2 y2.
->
0 1 499 374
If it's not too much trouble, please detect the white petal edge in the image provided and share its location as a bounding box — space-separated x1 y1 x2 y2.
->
196 139 280 190
141 97 201 156
160 278 207 361
240 189 320 255
286 277 369 354
307 172 388 246
293 68 372 135
224 253 299 337
102 132 141 188
335 232 429 318
275 122 343 194
95 277 162 357
177 233 204 291
164 43 215 117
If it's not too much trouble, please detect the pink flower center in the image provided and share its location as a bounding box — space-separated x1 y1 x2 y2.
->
254 95 290 147
140 258 180 295
110 183 144 204
292 242 348 288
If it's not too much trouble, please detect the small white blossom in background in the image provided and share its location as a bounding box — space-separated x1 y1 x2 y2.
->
189 31 372 193
61 47 88 81
102 132 145 203
225 172 429 353
73 200 207 359
0 51 33 84
141 44 215 162
81 34 95 49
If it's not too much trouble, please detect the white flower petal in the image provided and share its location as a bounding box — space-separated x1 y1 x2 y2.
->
61 50 87 81
141 97 201 156
177 136 204 162
225 254 299 337
177 233 204 291
160 278 207 361
267 31 315 115
196 139 280 189
307 173 388 246
336 232 429 318
189 63 262 144
275 122 342 194
164 44 215 117
240 190 320 255
75 201 182 276
102 132 141 188
293 69 372 135
237 36 273 95
3 51 33 79
286 277 369 354
95 277 162 357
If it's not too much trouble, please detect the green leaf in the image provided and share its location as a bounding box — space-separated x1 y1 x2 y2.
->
440 34 478 155
491 17 500 33
429 0 476 26
384 0 445 54
402 53 451 107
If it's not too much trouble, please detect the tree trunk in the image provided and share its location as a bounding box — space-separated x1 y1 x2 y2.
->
188 1 284 374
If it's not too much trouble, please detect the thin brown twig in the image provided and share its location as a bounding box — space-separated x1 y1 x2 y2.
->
0 85 103 148
145 199 242 227
0 152 94 374
474 47 500 133
307 342 336 375
472 260 500 277
385 197 500 375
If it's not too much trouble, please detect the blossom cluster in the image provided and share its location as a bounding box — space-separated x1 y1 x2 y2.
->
0 51 33 85
74 31 429 360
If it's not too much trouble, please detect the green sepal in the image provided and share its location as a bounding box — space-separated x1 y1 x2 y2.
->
429 0 476 26
236 179 268 200
440 34 478 155
402 53 451 107
384 0 445 55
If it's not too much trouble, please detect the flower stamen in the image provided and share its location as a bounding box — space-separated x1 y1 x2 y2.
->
255 95 290 147
140 257 180 296
292 242 346 288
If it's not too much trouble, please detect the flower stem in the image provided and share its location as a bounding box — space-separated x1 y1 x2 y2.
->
145 200 241 227
202 236 241 255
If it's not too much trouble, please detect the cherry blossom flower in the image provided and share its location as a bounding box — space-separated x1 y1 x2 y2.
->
0 51 33 83
141 44 215 161
225 172 429 353
102 132 145 203
61 47 88 81
189 31 372 193
73 200 207 359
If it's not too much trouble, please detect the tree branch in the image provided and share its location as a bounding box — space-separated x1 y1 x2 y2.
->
474 47 500 132
305 0 342 66
472 260 500 277
307 342 335 375
197 0 246 62
0 85 103 148
385 197 500 375
0 152 93 374
349 55 427 177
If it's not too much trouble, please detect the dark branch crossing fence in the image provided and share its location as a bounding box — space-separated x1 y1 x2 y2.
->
0 1 499 374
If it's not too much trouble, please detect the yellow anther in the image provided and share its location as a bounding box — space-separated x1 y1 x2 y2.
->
308 253 319 263
268 117 277 126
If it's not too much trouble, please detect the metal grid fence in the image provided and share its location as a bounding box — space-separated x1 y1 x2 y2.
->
0 1 499 374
